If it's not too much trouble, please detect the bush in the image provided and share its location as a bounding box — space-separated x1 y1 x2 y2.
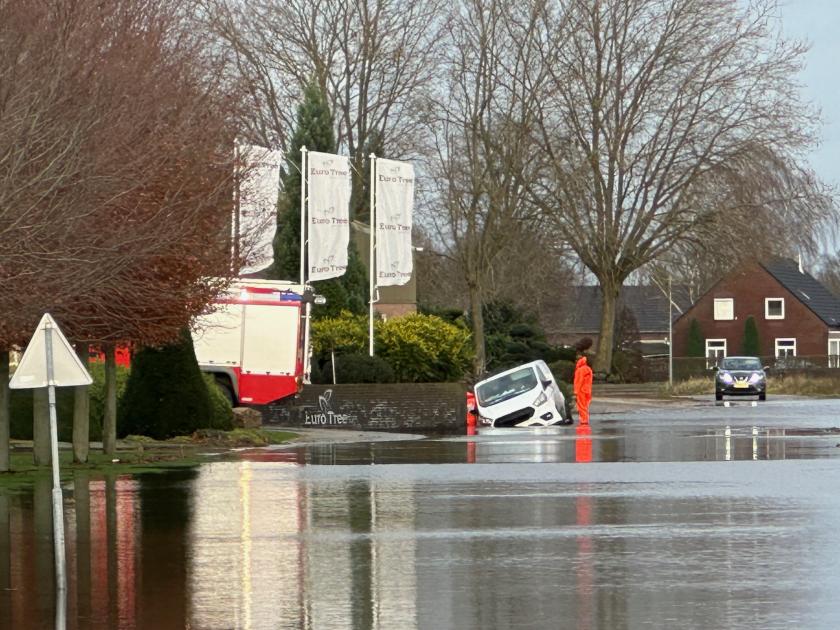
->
9 361 130 442
311 310 367 356
314 353 395 384
312 311 474 382
118 329 212 440
611 349 644 383
203 374 234 430
557 380 574 418
376 313 473 382
548 359 575 383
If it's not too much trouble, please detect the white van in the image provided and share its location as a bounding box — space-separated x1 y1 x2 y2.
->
472 360 571 428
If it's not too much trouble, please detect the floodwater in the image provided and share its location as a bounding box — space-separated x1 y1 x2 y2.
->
4 397 840 629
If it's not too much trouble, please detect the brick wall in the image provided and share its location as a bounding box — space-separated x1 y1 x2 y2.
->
260 383 468 432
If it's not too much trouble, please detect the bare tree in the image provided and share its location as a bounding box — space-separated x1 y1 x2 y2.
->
641 146 834 298
201 0 447 214
422 0 552 373
533 0 834 372
0 0 244 461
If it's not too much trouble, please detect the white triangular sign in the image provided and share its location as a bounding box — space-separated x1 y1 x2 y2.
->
9 313 93 389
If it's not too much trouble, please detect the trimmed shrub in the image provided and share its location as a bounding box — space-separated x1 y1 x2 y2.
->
118 329 212 439
311 310 368 356
376 313 473 382
312 311 474 382
741 315 760 355
687 318 704 357
203 374 234 430
315 353 396 384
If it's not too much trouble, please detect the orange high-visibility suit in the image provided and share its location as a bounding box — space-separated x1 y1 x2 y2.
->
573 356 593 424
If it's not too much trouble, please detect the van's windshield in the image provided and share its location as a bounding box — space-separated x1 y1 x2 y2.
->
476 367 538 406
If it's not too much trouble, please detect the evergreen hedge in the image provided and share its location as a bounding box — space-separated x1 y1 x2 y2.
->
741 315 760 355
118 329 212 440
687 318 705 357
313 353 396 384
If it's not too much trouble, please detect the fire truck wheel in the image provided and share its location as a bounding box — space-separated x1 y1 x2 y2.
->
215 379 235 407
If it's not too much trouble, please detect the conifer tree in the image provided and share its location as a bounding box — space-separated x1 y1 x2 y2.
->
270 83 367 317
741 316 760 356
687 318 704 357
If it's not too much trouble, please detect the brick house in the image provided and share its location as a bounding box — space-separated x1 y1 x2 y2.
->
672 258 840 366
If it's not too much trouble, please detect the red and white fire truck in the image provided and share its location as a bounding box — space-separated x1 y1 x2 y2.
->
191 279 308 406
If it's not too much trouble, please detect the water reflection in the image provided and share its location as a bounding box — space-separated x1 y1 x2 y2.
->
270 423 833 466
0 470 195 629
2 420 840 629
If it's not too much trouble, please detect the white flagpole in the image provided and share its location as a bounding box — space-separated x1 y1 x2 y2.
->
299 146 308 286
369 153 377 357
300 146 313 382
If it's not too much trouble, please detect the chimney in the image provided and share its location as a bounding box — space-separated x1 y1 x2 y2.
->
798 253 804 274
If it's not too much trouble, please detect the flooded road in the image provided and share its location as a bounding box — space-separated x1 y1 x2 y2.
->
4 397 840 629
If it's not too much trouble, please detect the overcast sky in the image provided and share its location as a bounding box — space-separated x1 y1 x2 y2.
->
779 1 840 195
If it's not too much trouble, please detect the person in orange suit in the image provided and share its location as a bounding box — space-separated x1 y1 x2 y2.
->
573 338 594 425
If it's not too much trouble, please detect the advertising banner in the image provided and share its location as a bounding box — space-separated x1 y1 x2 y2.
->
374 158 414 286
237 144 283 274
308 151 351 281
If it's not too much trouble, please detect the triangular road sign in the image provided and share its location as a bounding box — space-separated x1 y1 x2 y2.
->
9 313 93 389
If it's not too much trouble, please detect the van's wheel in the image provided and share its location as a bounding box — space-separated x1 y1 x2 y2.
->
759 393 766 401
715 392 723 401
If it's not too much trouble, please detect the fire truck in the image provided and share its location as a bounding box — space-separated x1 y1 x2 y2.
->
191 279 309 406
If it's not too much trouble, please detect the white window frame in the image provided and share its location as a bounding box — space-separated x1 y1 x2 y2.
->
705 339 727 368
775 338 796 357
713 298 734 321
829 337 840 369
765 298 785 320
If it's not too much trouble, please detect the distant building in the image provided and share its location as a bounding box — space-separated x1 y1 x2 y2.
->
672 258 840 366
548 285 692 356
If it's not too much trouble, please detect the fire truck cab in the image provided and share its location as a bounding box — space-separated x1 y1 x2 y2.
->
191 279 307 406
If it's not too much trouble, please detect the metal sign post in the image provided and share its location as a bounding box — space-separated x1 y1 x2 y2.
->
9 313 92 602
44 321 67 592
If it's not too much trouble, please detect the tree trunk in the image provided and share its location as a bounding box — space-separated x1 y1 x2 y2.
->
73 344 90 463
33 388 51 465
0 351 9 472
593 282 620 374
468 282 486 375
102 344 117 456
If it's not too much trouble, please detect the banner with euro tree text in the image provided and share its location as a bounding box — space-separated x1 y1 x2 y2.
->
236 144 283 275
374 158 414 286
308 151 351 281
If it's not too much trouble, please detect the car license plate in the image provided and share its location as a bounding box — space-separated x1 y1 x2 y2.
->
734 381 748 389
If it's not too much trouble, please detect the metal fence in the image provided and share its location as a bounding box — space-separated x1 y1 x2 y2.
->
644 355 840 382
